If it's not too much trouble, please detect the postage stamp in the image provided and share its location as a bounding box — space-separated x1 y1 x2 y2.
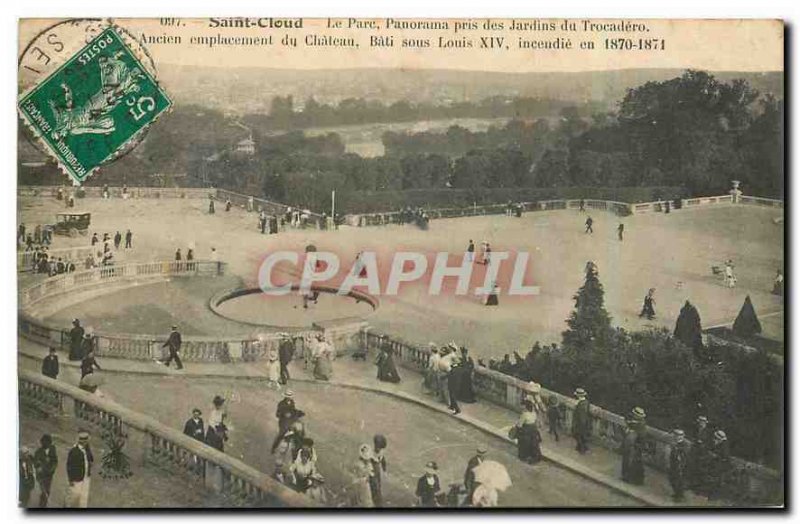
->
18 25 172 184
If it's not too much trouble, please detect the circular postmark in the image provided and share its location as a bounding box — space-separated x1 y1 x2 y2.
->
18 18 165 179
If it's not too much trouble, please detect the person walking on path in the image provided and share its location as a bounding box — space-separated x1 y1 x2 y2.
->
572 388 591 454
19 447 36 508
585 216 593 234
466 240 475 263
511 400 542 464
113 231 122 250
124 229 132 248
621 407 647 485
42 347 59 379
277 333 295 385
639 288 656 320
159 325 184 370
65 430 93 508
68 319 85 361
617 223 624 241
416 461 443 507
463 446 487 504
368 434 388 507
312 334 334 381
349 444 375 508
34 434 58 508
669 429 690 502
271 391 305 453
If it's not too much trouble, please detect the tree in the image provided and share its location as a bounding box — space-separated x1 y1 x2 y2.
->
674 300 704 355
732 295 762 338
562 264 613 351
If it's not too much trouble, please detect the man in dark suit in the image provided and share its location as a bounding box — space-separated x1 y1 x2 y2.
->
41 347 59 379
270 391 304 453
463 446 487 504
571 388 591 454
183 409 205 442
160 325 183 370
66 431 93 508
34 434 58 508
278 333 295 384
68 319 85 361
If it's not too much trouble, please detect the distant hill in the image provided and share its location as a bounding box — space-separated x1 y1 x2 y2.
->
155 66 783 115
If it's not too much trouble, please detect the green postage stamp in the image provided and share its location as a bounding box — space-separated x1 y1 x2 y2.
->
18 26 171 184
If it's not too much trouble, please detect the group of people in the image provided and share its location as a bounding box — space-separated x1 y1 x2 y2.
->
394 206 430 229
30 247 78 275
19 430 94 508
582 215 626 241
504 200 525 218
422 342 477 415
18 223 53 250
182 395 231 453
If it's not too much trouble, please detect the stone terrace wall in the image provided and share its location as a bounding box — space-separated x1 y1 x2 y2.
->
19 369 314 508
361 329 783 505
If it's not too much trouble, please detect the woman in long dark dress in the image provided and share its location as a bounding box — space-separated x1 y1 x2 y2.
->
457 348 477 403
376 345 401 383
369 434 388 507
621 419 646 485
513 401 542 464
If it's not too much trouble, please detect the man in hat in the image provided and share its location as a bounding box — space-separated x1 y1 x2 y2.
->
621 408 646 485
271 391 305 453
41 346 60 380
463 446 487 504
19 446 36 507
183 409 205 442
68 319 85 361
416 461 443 507
278 333 295 385
707 430 731 501
571 388 592 454
65 430 93 508
585 216 593 234
34 434 58 508
669 429 690 502
159 325 183 370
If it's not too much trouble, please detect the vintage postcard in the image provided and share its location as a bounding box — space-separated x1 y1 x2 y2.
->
16 17 784 509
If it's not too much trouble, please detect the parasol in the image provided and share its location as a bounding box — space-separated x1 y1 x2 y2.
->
472 460 512 492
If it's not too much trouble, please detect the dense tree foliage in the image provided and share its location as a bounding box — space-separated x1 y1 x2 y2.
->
20 70 783 212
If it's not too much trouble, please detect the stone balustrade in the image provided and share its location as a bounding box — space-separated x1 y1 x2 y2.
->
360 329 782 505
19 369 313 508
18 246 96 273
345 192 778 227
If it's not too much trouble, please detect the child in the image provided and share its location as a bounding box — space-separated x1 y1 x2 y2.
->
266 349 281 390
546 395 562 442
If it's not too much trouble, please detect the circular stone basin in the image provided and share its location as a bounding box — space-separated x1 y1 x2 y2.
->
209 285 378 328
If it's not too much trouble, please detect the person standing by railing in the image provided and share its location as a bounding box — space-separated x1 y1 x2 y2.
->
572 388 591 454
